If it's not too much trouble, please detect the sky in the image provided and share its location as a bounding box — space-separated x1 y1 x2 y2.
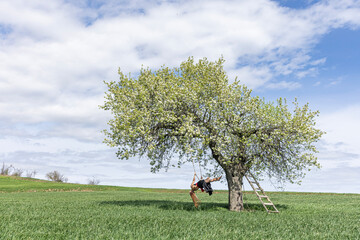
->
1 0 360 193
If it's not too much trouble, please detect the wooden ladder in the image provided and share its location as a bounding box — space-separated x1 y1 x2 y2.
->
245 173 279 213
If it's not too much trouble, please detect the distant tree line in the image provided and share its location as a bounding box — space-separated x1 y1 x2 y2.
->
1 163 100 185
1 163 36 178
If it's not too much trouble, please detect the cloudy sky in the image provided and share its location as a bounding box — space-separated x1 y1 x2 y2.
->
1 0 359 193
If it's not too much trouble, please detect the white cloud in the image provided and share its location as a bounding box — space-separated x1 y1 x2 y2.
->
318 104 360 155
329 78 343 86
262 166 360 193
310 104 360 194
230 66 272 89
266 81 301 90
0 0 81 41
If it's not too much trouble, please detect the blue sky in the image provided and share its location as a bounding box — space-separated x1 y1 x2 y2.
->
0 0 359 193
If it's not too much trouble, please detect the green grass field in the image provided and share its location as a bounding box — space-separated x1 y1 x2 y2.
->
0 175 359 239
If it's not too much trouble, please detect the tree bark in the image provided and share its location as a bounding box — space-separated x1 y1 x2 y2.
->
225 171 245 212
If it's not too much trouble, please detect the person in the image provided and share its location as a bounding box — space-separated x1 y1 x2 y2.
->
189 173 222 208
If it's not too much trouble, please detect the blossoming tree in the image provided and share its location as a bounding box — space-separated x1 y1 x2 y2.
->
101 57 324 211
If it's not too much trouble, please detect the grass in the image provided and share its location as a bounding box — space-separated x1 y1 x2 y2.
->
0 176 359 239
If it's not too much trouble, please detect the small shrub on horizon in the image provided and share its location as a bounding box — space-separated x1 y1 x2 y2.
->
11 168 24 177
87 177 100 185
46 171 68 183
26 170 37 178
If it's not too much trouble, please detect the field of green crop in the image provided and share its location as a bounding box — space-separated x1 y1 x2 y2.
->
0 175 359 239
0 175 133 193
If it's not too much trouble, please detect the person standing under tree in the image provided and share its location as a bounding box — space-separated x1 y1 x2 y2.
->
189 174 222 207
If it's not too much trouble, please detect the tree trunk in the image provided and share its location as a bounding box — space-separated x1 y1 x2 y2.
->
226 171 245 212
209 141 246 212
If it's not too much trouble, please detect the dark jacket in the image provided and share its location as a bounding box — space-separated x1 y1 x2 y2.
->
196 180 213 196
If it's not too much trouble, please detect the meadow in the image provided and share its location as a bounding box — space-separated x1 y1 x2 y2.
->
0 175 359 239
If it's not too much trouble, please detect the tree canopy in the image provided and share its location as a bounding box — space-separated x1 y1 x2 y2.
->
101 57 324 211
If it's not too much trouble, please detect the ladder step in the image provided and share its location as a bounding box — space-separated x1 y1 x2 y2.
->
268 211 279 213
259 195 268 198
264 203 274 206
